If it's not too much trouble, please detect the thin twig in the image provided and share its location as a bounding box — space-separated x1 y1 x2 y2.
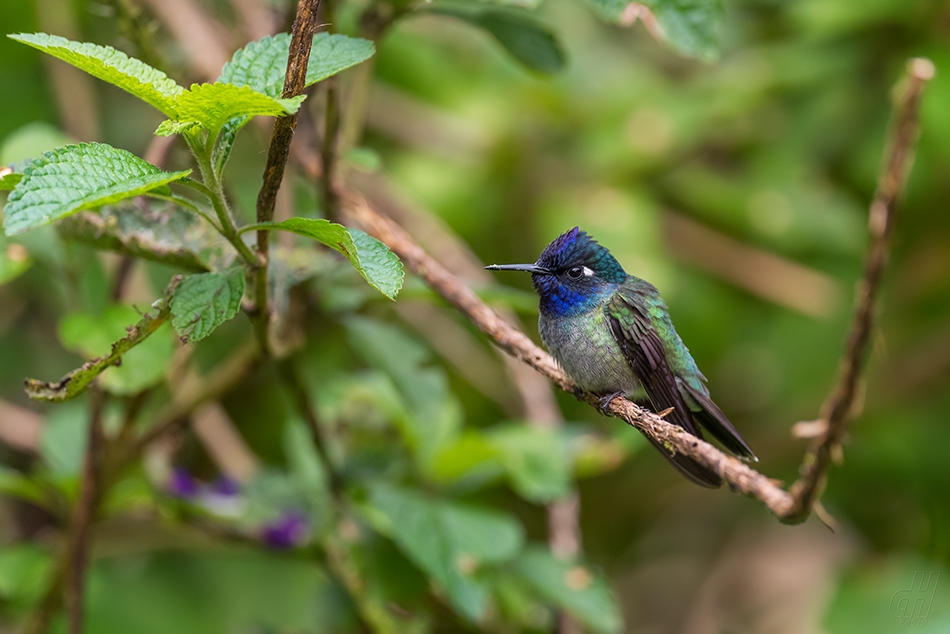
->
66 387 106 634
786 58 935 519
254 0 322 355
341 56 930 522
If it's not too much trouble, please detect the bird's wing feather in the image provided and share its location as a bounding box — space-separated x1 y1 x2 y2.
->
679 379 756 459
605 291 723 488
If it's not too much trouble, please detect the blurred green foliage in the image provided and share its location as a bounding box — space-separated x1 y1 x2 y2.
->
1 0 949 632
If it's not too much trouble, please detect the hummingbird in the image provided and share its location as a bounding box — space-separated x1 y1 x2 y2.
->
486 227 754 487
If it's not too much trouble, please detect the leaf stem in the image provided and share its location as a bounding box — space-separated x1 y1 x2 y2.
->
185 135 259 267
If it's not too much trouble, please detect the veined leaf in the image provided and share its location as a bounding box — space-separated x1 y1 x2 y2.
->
580 0 723 61
25 283 178 402
365 483 524 621
213 33 374 170
170 268 246 343
253 218 403 299
57 202 233 273
174 83 305 135
8 33 183 116
154 120 201 137
424 3 566 74
219 32 376 97
3 143 191 235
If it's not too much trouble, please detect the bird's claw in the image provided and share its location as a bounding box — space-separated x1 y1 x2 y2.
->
597 391 624 415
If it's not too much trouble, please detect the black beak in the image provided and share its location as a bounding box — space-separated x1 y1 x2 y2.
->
484 263 552 275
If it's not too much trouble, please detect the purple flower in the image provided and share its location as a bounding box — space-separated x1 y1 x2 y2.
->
168 467 200 498
209 476 241 496
261 511 309 549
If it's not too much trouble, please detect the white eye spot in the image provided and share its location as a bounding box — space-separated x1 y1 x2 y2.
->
582 266 594 277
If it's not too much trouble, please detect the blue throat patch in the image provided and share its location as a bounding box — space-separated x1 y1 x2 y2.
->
532 227 627 317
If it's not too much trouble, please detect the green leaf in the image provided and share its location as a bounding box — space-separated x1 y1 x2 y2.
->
25 285 177 402
219 32 376 98
59 304 176 395
170 268 246 343
3 143 191 235
213 33 374 171
253 218 403 299
365 483 524 621
57 201 233 273
345 317 461 464
488 424 572 503
513 546 623 634
8 33 184 117
424 3 566 74
174 83 305 135
154 120 201 137
580 0 722 61
0 173 23 190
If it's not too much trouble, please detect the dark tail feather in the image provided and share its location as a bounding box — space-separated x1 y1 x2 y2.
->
644 436 722 488
682 382 756 459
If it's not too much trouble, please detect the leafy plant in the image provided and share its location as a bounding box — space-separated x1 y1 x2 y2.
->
0 0 760 632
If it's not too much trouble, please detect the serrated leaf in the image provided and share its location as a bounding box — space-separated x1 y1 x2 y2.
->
0 173 23 190
212 115 252 174
3 143 191 235
59 304 175 394
581 0 722 61
365 483 524 621
8 33 184 116
154 120 201 137
254 218 403 299
174 83 305 135
219 32 376 97
25 284 177 402
170 268 246 343
425 3 566 74
514 546 623 634
57 201 233 273
213 33 375 172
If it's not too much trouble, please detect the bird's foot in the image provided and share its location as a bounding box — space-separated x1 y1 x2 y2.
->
597 391 624 415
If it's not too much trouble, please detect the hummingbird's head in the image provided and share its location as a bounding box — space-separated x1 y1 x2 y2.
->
486 227 627 316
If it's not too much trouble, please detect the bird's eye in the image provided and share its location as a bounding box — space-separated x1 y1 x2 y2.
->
567 266 584 279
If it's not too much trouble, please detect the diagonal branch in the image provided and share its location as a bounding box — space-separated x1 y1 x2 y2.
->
786 57 935 519
342 57 933 523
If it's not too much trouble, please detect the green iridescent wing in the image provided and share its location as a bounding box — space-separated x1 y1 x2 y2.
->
606 288 724 487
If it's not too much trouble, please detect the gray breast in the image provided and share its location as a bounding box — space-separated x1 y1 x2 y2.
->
538 306 642 398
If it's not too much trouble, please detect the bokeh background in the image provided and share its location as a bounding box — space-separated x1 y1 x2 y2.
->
1 0 949 632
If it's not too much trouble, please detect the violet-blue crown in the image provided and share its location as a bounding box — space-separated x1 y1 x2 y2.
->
537 227 627 283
